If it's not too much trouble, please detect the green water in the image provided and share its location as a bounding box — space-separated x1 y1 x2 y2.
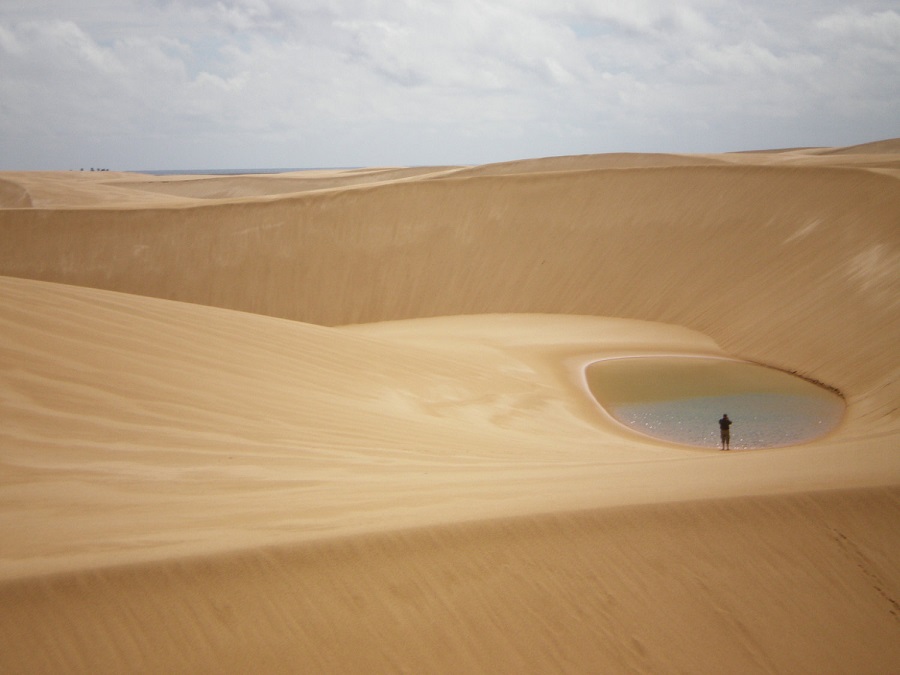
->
586 357 845 449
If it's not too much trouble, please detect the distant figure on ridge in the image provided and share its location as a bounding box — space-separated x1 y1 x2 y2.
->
719 414 732 451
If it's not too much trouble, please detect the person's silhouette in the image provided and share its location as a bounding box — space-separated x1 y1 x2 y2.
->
719 414 732 450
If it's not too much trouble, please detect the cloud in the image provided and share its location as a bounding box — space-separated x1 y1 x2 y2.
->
0 0 897 169
816 7 900 44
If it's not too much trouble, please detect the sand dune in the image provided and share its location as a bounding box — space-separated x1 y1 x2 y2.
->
1 144 899 673
0 167 466 208
446 152 730 177
3 488 898 673
108 166 463 201
820 138 900 155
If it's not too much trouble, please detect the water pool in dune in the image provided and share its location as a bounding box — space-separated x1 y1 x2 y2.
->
585 357 845 449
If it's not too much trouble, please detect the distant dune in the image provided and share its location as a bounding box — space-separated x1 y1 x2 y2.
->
1 143 898 673
820 137 900 155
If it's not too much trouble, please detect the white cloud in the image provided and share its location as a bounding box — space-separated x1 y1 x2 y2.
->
0 23 22 55
816 8 900 44
0 0 897 169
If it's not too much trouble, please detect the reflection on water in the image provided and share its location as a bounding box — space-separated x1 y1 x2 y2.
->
586 357 845 449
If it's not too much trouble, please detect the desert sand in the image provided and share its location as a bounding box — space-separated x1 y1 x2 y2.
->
1 143 898 673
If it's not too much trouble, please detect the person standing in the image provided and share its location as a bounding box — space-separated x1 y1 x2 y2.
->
719 414 732 450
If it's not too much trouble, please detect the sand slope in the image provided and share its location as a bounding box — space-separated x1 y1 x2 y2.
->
1 145 899 672
3 489 898 674
2 162 897 404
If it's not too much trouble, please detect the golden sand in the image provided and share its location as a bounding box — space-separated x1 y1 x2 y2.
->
1 144 898 672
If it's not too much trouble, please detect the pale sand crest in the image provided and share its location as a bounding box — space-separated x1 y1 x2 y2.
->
0 144 898 672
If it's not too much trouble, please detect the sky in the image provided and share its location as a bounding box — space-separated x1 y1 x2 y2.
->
1 0 898 170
